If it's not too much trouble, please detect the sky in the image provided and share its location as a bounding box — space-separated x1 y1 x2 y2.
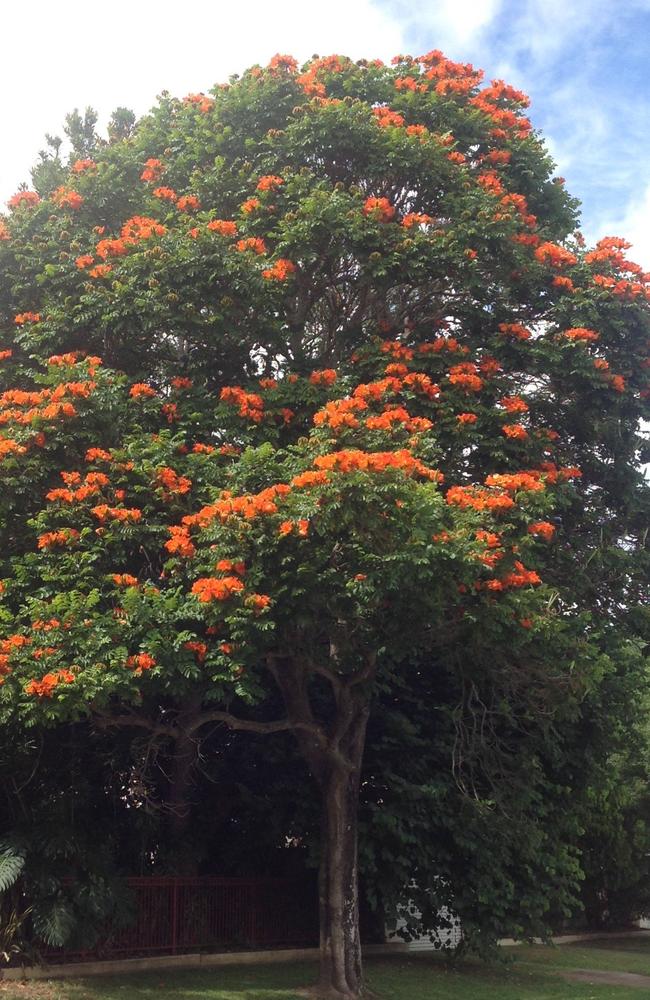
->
1 0 649 264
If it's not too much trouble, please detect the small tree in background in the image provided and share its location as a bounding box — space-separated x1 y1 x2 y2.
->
0 51 647 998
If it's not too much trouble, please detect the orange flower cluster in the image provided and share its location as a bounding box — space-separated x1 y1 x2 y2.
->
191 576 245 602
0 221 9 240
353 377 402 401
484 471 545 493
235 237 266 254
363 197 396 222
296 54 346 96
86 447 112 461
498 322 531 341
534 242 577 268
314 398 367 430
468 80 532 138
476 170 505 197
380 340 414 360
182 484 291 529
373 106 406 128
0 438 26 459
262 258 296 281
395 75 427 93
72 158 96 173
0 350 12 360
418 336 465 355
313 448 442 481
25 669 75 697
500 395 529 414
37 528 80 550
365 407 432 433
268 53 298 73
207 219 238 236
257 174 284 191
446 486 515 513
125 653 156 674
241 198 261 215
403 372 440 398
448 363 483 392
457 412 477 425
220 385 264 421
563 327 599 342
90 506 142 523
499 561 541 588
279 519 309 537
51 187 84 210
528 521 555 541
7 191 40 210
177 193 200 211
291 470 331 489
141 158 165 182
47 470 109 503
171 377 192 390
309 369 337 386
184 640 208 662
88 265 112 278
121 216 166 240
502 423 528 440
113 574 139 587
153 186 177 202
76 254 94 269
402 212 434 228
14 312 41 325
165 525 196 558
129 383 157 399
157 467 192 496
552 276 575 291
183 93 214 113
248 593 271 611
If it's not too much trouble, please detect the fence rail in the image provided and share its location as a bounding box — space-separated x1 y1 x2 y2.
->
48 875 319 960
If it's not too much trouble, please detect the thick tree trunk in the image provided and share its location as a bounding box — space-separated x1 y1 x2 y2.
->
317 760 364 999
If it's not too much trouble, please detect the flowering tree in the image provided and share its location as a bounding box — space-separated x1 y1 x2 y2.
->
0 51 648 998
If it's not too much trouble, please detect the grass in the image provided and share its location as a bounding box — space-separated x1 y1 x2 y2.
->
2 936 650 1000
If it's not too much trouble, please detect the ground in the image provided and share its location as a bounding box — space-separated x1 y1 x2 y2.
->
2 935 650 999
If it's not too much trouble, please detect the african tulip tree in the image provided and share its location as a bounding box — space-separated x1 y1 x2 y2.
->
0 50 648 999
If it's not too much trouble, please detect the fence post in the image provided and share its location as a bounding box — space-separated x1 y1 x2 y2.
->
171 878 179 954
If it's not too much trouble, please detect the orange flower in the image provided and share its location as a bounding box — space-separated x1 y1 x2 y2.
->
37 528 80 549
191 576 245 602
309 369 337 386
14 312 41 325
171 376 192 390
0 350 12 360
448 363 482 393
125 652 156 674
141 158 165 182
184 640 208 662
534 242 577 268
372 107 405 128
562 327 599 342
457 412 477 424
183 93 215 113
121 216 166 240
86 447 112 461
72 158 96 173
291 470 330 488
402 212 434 229
88 265 112 278
75 255 94 269
498 322 531 341
51 187 84 210
157 467 192 495
113 574 139 587
176 194 200 212
153 186 177 202
91 506 142 523
7 191 40 210
528 521 555 541
165 525 196 558
363 196 395 222
129 383 157 398
241 198 261 214
215 558 246 575
0 221 9 241
502 423 528 440
235 237 266 255
499 395 528 414
248 593 271 611
262 258 296 281
207 219 238 236
256 175 284 191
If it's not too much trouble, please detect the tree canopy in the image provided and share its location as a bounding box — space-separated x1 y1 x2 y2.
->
0 51 648 999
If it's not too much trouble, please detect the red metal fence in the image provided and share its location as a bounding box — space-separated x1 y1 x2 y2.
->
49 875 319 960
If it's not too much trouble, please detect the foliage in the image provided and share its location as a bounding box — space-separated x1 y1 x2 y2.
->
0 50 647 991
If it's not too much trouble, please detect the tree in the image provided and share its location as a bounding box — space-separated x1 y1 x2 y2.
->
0 51 648 998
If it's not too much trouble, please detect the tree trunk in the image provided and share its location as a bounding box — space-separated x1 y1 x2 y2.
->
316 709 368 999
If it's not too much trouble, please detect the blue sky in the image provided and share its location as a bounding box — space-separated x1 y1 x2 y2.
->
1 0 648 264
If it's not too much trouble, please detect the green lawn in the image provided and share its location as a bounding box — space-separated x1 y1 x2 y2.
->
2 937 650 1000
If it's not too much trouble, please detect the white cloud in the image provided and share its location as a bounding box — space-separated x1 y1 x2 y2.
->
595 182 650 271
0 0 406 203
375 0 502 55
